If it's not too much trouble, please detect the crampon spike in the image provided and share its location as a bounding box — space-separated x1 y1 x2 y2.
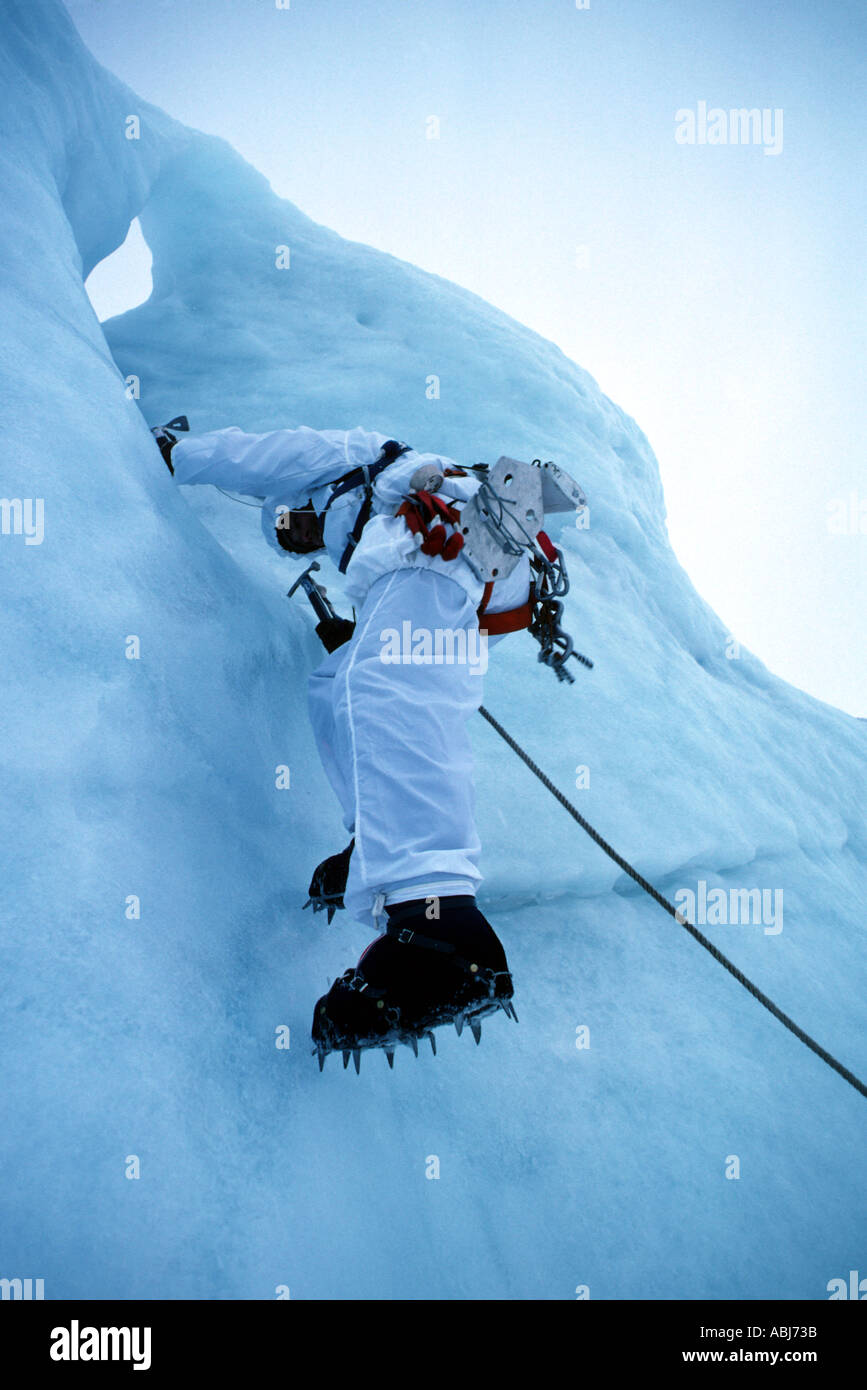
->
386 1048 395 1069
428 1031 437 1055
409 1035 419 1057
455 1014 464 1037
342 1050 350 1069
317 1049 326 1072
353 1049 361 1074
470 1019 482 1046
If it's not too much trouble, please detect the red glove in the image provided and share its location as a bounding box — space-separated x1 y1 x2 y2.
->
397 491 465 560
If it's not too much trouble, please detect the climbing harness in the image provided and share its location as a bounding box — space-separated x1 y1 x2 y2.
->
477 529 594 681
468 459 593 679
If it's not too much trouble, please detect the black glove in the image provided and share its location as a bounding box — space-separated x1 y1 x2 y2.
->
304 839 355 922
151 427 177 474
316 616 356 653
151 416 189 475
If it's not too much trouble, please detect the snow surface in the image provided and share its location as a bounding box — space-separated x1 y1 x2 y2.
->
1 0 865 1300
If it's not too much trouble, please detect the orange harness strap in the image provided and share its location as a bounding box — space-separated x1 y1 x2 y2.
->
477 581 534 635
475 530 555 636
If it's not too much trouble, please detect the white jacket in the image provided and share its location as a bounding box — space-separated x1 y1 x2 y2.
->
171 424 531 614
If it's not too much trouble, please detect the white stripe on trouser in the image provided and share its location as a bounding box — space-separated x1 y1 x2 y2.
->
307 568 484 926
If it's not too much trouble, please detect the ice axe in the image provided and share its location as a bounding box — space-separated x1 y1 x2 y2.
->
288 562 356 653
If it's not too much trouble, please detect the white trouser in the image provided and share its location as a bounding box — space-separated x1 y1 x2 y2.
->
308 568 485 926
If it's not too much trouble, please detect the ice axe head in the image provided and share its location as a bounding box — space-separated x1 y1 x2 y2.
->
287 560 321 598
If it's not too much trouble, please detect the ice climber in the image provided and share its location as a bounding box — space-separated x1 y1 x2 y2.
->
153 416 582 1068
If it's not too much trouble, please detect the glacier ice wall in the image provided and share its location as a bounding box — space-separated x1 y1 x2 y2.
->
1 0 865 1299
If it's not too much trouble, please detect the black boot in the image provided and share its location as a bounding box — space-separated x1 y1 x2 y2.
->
304 839 354 922
311 896 515 1071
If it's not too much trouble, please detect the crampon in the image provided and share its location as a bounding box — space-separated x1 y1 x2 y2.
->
311 896 516 1072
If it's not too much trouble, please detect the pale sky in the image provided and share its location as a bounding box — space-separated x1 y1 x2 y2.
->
72 0 865 716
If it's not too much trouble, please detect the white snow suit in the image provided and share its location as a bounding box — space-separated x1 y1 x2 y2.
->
171 425 531 924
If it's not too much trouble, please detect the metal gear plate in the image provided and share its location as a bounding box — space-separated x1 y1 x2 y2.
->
458 456 586 583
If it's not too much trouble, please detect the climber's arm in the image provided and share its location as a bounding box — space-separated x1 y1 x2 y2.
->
372 449 472 509
170 425 348 503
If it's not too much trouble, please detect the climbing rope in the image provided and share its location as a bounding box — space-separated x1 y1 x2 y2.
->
478 704 867 1102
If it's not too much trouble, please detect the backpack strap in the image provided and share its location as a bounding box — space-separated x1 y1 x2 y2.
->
319 439 411 574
